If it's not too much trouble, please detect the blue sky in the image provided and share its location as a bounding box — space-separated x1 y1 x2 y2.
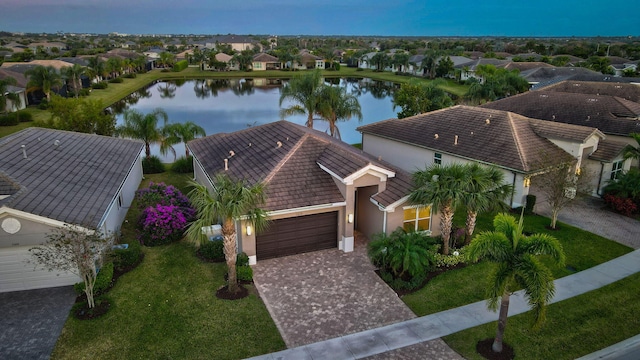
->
3 0 638 36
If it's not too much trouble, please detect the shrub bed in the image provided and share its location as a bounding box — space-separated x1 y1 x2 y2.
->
172 156 193 173
74 262 114 296
109 77 124 83
173 60 188 72
91 81 108 89
142 156 165 174
197 240 224 262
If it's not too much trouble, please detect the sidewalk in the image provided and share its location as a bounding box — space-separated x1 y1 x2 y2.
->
247 249 640 360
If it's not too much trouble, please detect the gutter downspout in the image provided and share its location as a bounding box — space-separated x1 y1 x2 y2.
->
382 211 387 234
510 171 517 207
596 162 605 196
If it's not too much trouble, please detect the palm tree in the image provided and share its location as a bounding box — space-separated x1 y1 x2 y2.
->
279 69 323 128
315 85 362 139
116 108 175 158
409 163 469 255
186 174 269 294
61 64 85 98
158 52 176 69
87 56 105 83
25 65 62 102
463 164 513 244
163 122 206 157
467 213 565 353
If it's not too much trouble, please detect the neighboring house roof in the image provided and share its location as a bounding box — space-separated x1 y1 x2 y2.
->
481 91 640 136
520 66 600 86
188 121 410 212
1 60 75 71
455 58 510 70
589 140 631 162
55 57 90 66
105 49 141 59
606 56 631 65
357 105 576 173
504 62 554 72
253 53 278 62
205 35 256 44
447 56 473 67
552 54 585 65
539 80 640 103
215 53 233 62
0 128 143 227
0 68 28 88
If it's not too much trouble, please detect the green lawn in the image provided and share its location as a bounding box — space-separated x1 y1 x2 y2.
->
444 272 640 360
52 170 285 360
402 211 632 316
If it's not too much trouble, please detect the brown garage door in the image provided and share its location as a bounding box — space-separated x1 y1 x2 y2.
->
256 211 338 260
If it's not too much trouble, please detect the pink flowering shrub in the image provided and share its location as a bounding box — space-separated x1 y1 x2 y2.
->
135 182 196 246
135 182 195 220
138 205 188 246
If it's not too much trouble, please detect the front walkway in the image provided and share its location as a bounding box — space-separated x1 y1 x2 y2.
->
533 192 640 249
252 238 416 349
248 249 640 360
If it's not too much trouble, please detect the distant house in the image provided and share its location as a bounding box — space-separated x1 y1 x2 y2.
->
539 80 640 103
27 42 67 53
0 128 144 292
358 106 628 207
188 121 430 265
204 35 261 52
294 51 325 70
1 85 27 112
455 58 510 81
252 53 280 71
0 68 29 109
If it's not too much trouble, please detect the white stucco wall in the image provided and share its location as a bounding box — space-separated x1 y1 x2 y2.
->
100 153 143 237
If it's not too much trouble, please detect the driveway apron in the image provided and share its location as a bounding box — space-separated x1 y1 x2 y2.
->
0 286 76 360
252 241 416 348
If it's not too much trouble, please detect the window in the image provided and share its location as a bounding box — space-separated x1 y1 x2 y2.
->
611 160 624 180
403 206 431 233
254 62 262 69
434 153 442 165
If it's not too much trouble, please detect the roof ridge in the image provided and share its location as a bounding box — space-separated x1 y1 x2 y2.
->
507 113 529 171
263 132 309 184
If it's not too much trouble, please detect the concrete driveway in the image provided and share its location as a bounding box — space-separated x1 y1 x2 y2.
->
0 286 76 360
533 191 640 249
252 238 416 348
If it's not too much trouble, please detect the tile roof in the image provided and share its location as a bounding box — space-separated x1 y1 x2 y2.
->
253 53 279 62
188 121 409 212
589 140 631 162
539 80 640 103
0 68 28 88
0 128 143 227
481 91 640 136
519 66 600 84
503 62 554 72
357 105 576 173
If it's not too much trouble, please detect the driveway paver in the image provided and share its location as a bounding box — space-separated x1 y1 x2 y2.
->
252 240 415 348
0 286 76 360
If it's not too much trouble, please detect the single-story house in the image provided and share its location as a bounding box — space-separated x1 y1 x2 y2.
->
188 121 438 265
0 128 144 292
294 51 325 70
2 85 27 112
357 105 630 207
204 35 261 53
252 53 280 71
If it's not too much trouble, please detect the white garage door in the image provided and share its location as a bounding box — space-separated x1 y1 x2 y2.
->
0 247 80 293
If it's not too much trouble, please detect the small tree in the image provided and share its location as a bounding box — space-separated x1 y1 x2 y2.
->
534 162 591 229
29 225 109 308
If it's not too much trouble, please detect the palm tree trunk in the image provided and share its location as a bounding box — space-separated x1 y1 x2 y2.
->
306 113 313 128
145 143 151 158
184 142 190 157
465 210 477 245
440 204 453 255
493 291 511 353
223 219 239 294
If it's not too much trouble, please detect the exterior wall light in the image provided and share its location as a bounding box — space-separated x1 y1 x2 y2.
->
348 213 354 224
523 177 531 187
246 225 252 236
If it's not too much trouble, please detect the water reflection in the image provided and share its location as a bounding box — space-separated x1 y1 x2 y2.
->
112 78 398 161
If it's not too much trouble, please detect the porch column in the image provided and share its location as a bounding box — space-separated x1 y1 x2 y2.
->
342 184 355 252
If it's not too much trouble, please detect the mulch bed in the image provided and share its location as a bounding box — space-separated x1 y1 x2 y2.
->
72 297 111 320
476 338 515 360
215 284 249 300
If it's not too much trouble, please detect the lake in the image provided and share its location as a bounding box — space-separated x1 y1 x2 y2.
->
113 77 399 161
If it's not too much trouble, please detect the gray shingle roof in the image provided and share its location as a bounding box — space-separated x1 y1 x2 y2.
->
540 80 640 103
481 91 640 136
188 121 409 212
0 128 143 227
357 105 576 173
